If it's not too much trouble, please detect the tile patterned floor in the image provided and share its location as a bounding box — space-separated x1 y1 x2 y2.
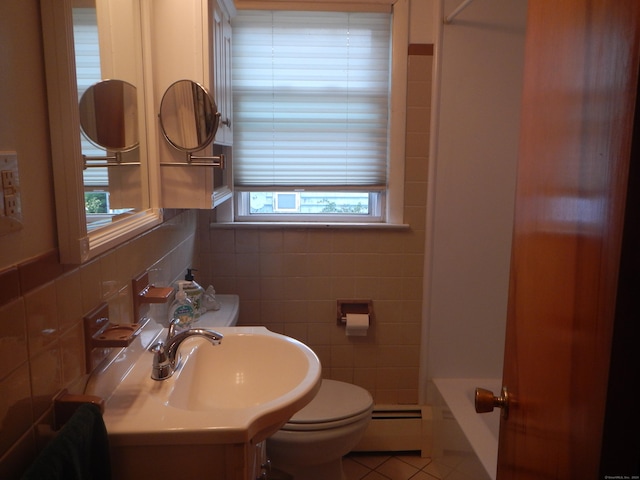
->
343 453 440 480
343 451 490 480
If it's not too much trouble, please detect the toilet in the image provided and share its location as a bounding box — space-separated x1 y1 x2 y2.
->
266 379 373 480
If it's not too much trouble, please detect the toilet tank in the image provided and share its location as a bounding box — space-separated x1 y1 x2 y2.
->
197 294 239 327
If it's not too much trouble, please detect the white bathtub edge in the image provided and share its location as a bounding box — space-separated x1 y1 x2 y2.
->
433 377 501 480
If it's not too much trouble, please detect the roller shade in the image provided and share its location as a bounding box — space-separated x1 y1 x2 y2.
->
232 10 391 188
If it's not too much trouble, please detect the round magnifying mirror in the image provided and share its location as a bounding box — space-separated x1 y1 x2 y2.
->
159 79 220 152
79 79 139 152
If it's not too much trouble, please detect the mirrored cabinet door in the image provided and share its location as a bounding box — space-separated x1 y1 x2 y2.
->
74 1 144 229
41 0 161 264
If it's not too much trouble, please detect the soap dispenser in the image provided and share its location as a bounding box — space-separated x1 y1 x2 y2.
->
183 268 205 317
168 281 195 329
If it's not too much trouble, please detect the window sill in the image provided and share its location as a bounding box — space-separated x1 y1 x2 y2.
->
210 221 410 230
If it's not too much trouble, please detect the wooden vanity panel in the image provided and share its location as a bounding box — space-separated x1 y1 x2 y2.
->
110 442 249 480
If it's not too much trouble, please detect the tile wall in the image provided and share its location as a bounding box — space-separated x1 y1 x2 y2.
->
0 46 434 477
195 49 434 405
0 210 197 478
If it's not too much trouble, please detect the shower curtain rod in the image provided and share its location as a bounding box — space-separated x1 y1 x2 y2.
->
444 0 475 24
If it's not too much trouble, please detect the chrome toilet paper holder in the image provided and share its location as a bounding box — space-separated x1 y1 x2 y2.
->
336 299 374 325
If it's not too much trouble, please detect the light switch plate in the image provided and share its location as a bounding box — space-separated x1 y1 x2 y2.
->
0 151 23 235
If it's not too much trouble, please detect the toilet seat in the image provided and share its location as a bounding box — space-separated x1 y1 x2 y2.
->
281 379 373 432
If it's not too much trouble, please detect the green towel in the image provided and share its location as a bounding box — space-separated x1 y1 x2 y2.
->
22 403 110 480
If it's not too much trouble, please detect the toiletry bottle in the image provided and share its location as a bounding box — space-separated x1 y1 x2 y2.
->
168 281 195 329
183 268 205 317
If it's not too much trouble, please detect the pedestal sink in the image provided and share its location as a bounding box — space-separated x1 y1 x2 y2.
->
165 333 317 411
87 326 321 480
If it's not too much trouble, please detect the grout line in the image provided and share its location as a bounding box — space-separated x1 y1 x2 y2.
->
345 453 438 480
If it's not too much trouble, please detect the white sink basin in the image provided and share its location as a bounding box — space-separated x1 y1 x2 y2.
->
93 326 321 446
165 333 315 411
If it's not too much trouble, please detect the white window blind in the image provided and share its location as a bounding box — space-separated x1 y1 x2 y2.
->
232 10 391 188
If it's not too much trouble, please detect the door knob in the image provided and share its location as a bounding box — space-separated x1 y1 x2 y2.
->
475 386 510 419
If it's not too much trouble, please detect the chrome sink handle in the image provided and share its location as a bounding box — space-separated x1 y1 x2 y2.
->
150 341 172 380
150 326 223 381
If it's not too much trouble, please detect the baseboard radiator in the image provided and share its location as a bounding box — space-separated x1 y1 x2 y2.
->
352 405 432 458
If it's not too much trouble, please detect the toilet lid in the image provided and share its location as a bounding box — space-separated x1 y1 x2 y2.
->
284 379 373 428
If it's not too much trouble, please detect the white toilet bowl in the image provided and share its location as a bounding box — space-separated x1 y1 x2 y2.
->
266 379 373 480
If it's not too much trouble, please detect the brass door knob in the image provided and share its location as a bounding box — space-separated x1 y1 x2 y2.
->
475 386 510 419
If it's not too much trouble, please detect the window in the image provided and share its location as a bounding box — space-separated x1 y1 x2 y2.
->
231 5 407 224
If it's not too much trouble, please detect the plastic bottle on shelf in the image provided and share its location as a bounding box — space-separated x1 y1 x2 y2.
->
182 268 206 317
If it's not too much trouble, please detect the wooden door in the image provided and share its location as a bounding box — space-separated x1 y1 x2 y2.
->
497 1 640 478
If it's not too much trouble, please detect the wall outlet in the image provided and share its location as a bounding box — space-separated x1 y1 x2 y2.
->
1 170 16 190
4 194 18 216
0 151 23 236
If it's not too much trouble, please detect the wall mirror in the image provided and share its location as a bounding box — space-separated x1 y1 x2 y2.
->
41 0 161 263
159 79 222 165
73 3 147 232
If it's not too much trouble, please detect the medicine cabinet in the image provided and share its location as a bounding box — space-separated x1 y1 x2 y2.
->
41 0 162 264
153 0 235 209
41 0 235 263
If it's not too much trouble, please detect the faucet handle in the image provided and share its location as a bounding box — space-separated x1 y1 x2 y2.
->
150 341 166 357
150 341 172 380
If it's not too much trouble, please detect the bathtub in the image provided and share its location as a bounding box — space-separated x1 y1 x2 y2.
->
432 378 501 480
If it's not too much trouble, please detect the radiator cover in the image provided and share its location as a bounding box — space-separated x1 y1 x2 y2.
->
352 405 432 457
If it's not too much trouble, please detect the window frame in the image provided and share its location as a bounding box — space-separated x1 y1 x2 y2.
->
217 0 408 227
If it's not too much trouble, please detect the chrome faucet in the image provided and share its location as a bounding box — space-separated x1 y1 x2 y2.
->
150 320 223 380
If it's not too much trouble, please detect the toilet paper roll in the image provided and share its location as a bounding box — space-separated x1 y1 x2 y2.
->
345 313 369 336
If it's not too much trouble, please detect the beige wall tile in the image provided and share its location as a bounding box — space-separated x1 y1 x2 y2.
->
407 80 432 109
60 324 84 385
283 230 309 252
307 231 334 253
406 106 431 133
281 301 309 323
408 55 433 82
80 259 103 315
305 254 333 277
0 299 28 377
305 277 333 301
405 130 430 159
405 181 429 207
307 322 332 345
55 271 83 332
29 345 62 420
235 230 260 253
282 253 308 277
210 228 236 253
0 364 33 458
24 284 57 358
259 230 284 253
235 253 260 277
213 252 239 276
